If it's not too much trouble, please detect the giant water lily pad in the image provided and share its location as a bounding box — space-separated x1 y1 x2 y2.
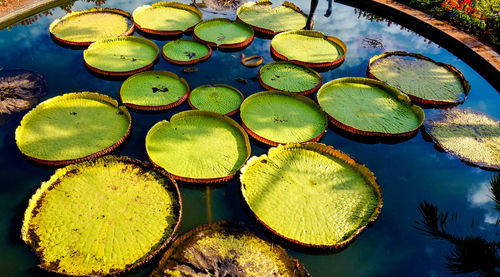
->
188 84 243 115
21 156 181 276
271 30 346 68
367 51 470 106
240 91 327 145
146 110 250 183
150 221 310 277
317 77 424 137
162 39 212 65
120 71 189 110
258 61 322 95
424 108 500 170
49 8 134 46
15 92 131 165
236 0 308 35
84 36 159 76
240 143 383 248
0 69 46 124
133 2 202 35
193 18 254 49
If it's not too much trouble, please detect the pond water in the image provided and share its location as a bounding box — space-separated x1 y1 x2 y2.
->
0 0 499 276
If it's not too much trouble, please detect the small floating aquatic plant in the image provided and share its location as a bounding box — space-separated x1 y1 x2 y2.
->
188 84 243 115
193 18 254 49
133 2 202 35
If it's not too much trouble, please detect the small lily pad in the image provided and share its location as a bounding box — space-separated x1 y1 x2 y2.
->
271 30 346 68
367 51 470 106
193 18 254 49
240 90 327 145
21 156 181 276
49 8 134 46
83 36 159 76
240 143 383 248
424 108 500 170
188 84 243 116
120 71 189 111
258 61 322 95
317 77 425 137
162 39 212 65
146 110 251 183
236 0 308 35
133 2 202 35
15 92 131 165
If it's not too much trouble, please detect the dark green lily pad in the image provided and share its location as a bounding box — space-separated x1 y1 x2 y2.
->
258 61 322 95
150 221 310 277
193 18 254 49
188 84 243 115
162 39 212 65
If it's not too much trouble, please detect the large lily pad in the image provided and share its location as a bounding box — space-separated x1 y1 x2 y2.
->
193 18 254 49
21 156 182 276
317 77 425 137
240 143 383 248
83 36 159 76
15 92 131 165
0 69 46 124
240 90 327 145
424 108 500 170
270 30 346 68
133 2 202 35
162 39 212 65
120 71 189 111
236 0 308 35
150 221 310 277
49 8 134 46
188 84 243 116
367 51 470 106
146 110 251 183
258 61 322 95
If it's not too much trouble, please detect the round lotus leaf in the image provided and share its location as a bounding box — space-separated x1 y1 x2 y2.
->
150 221 310 277
120 71 189 111
162 39 212 65
193 18 254 49
270 30 346 68
21 156 182 276
236 0 308 35
317 77 425 137
240 143 383 248
83 36 159 76
258 61 322 95
133 2 202 35
146 110 251 183
49 8 134 45
0 69 46 124
15 92 131 165
188 84 243 116
367 51 470 106
240 90 327 146
424 108 500 170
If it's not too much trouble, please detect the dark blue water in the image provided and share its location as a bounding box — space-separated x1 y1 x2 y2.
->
0 0 498 276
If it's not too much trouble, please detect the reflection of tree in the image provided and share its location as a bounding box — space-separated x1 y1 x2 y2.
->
416 174 500 276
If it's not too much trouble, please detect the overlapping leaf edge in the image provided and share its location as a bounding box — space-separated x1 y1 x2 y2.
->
119 71 190 111
258 61 322 95
240 142 383 249
133 2 203 35
49 8 134 46
83 36 159 76
367 51 470 106
240 90 327 146
21 155 182 276
317 77 425 137
270 30 347 68
187 84 244 116
15 92 132 166
236 0 309 35
193 18 255 49
162 39 212 65
146 110 251 183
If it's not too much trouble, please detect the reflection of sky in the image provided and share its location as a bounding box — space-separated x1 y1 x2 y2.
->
0 0 499 276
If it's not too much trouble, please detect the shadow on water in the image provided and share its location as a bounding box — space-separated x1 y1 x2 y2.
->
415 174 500 276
